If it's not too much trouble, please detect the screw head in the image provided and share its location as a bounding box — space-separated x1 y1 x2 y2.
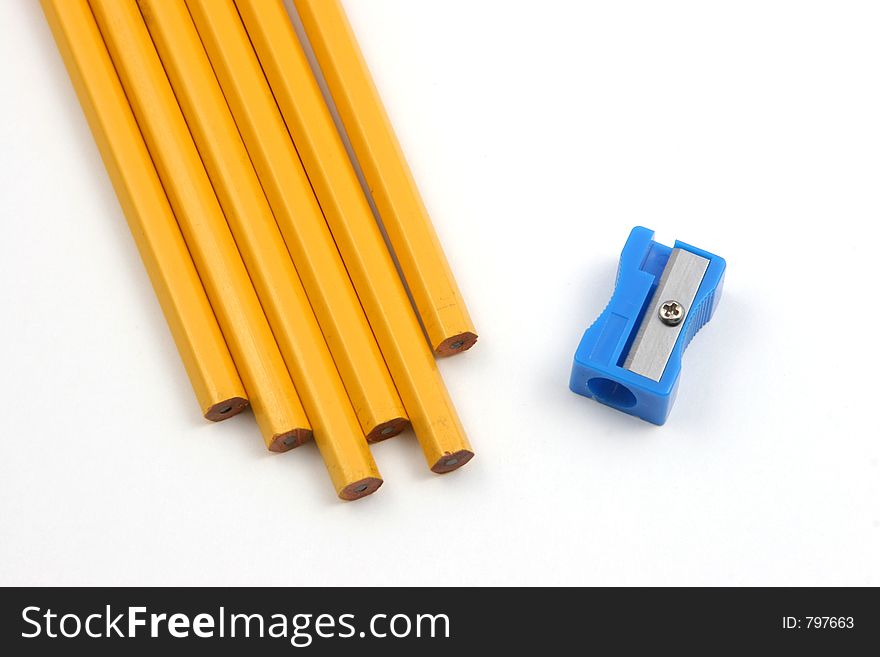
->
658 300 685 326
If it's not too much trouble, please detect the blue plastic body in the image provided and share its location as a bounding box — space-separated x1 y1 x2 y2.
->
570 227 726 425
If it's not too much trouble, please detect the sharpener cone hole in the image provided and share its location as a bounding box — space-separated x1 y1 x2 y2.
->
587 378 637 409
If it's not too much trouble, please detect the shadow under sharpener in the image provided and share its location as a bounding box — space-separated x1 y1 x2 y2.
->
570 226 726 425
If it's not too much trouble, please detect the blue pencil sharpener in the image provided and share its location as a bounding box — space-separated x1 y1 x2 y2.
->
570 227 726 425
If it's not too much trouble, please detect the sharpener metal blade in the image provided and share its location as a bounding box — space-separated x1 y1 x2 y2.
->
623 248 710 382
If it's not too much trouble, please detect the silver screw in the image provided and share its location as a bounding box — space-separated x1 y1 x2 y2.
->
658 300 685 326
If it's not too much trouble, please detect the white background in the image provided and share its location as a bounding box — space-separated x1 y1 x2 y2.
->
1 0 878 586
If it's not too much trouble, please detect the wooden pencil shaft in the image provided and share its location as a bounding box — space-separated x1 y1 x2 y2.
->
41 0 247 422
231 0 474 473
89 0 310 451
293 0 477 357
183 0 407 443
138 0 380 499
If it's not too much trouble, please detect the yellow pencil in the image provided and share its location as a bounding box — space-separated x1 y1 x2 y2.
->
292 0 477 357
138 0 381 499
89 0 310 452
182 0 407 443
223 0 474 473
41 0 247 422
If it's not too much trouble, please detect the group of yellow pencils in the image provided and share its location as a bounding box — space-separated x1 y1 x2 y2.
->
43 0 477 501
